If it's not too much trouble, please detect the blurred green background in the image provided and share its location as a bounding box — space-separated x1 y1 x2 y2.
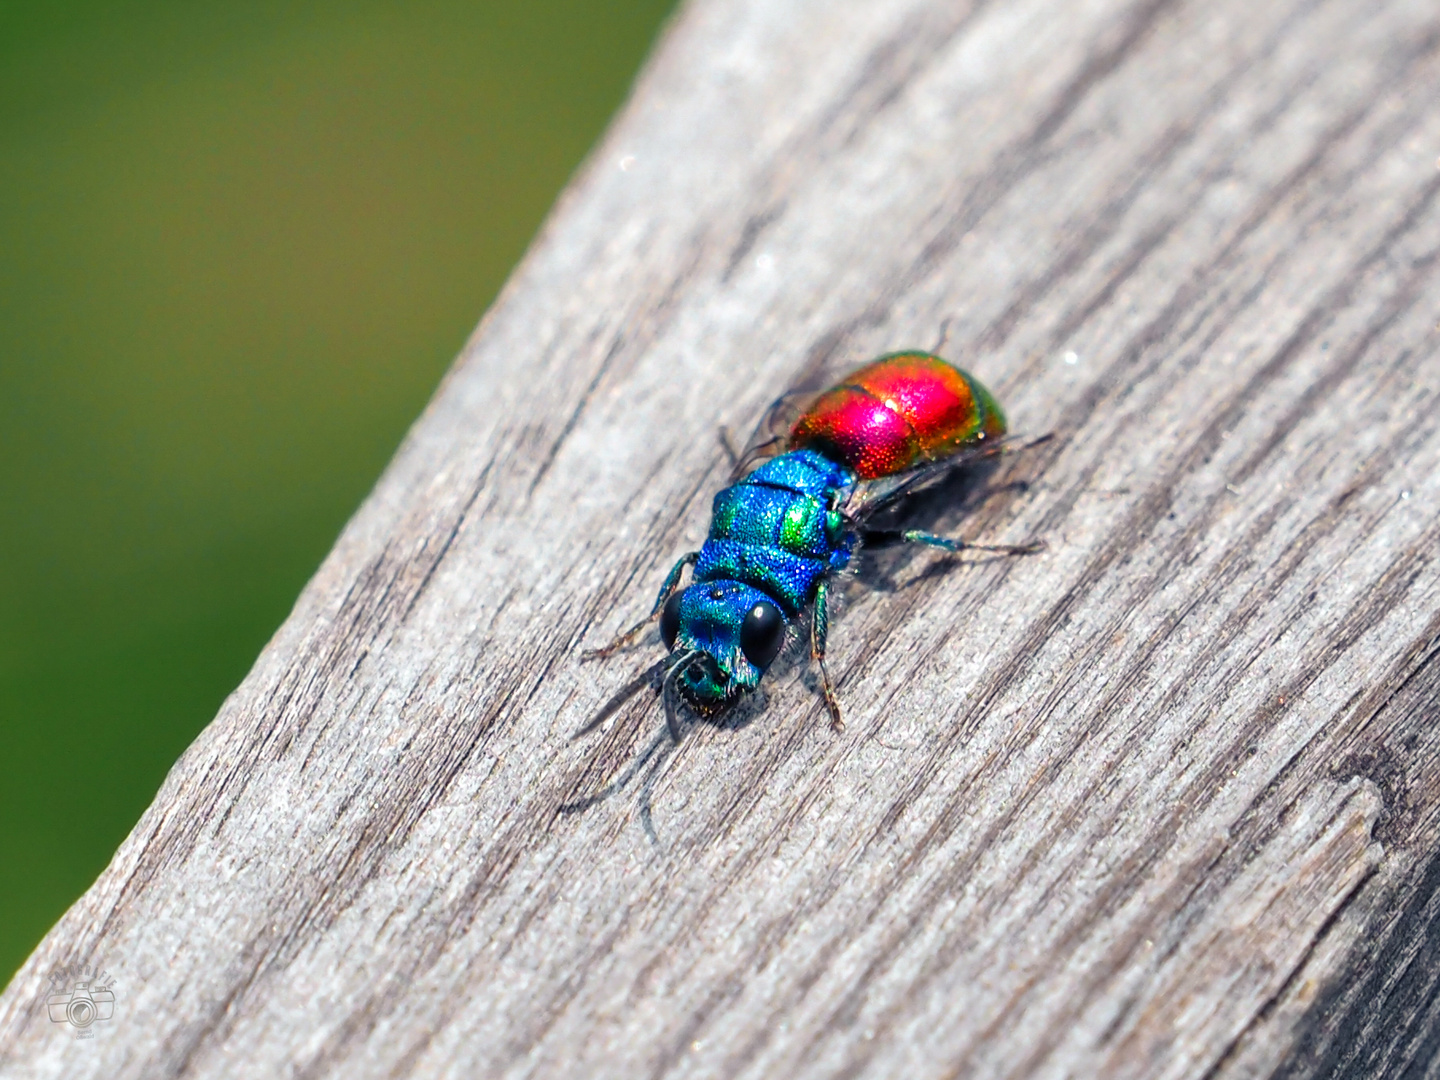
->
0 0 676 984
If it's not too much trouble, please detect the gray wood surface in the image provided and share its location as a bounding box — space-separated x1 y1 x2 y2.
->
5 0 1440 1075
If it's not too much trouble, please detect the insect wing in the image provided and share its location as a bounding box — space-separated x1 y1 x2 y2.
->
728 388 819 479
838 437 1019 523
729 353 870 479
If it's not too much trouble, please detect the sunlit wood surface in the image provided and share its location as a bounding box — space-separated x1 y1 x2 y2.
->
5 0 1440 1075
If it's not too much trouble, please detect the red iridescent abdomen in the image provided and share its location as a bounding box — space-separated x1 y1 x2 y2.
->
789 352 1006 479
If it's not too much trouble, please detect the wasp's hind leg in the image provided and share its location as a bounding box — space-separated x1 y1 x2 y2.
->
810 579 845 732
899 530 1044 557
583 552 698 660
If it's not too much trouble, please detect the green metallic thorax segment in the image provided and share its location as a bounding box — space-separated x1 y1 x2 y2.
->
709 482 836 560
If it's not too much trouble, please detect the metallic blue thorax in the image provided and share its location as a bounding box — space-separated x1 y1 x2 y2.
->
693 450 857 616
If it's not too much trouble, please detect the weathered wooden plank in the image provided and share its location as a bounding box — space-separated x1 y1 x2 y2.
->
4 0 1440 1075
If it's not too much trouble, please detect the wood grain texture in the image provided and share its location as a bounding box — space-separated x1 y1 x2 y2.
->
4 0 1440 1075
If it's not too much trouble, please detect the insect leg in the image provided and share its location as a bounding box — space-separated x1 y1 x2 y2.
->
583 552 698 660
810 579 845 732
899 530 1044 557
929 316 954 355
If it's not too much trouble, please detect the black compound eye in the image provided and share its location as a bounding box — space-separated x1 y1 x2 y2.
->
660 589 685 650
739 601 785 670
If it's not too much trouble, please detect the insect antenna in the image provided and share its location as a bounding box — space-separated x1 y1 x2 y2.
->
660 648 702 745
637 737 677 849
560 648 704 838
557 728 671 815
571 656 669 739
641 648 707 845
